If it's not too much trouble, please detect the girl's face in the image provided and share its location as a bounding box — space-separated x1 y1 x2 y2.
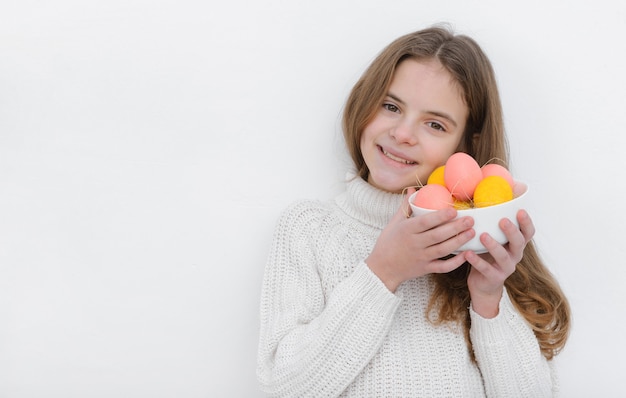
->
360 58 469 193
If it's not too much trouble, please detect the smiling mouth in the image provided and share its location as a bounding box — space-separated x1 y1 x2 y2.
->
381 147 416 165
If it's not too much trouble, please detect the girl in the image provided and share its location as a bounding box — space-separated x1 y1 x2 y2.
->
257 26 570 397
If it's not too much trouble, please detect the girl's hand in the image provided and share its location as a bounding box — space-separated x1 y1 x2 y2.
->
464 209 535 318
366 188 475 293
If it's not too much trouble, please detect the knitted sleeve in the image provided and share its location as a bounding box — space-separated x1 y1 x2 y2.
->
257 202 401 397
469 289 556 398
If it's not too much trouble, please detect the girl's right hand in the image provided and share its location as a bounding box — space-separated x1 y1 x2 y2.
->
365 188 475 292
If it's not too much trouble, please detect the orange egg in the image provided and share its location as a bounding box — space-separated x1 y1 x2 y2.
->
481 163 514 187
412 184 454 210
444 152 482 201
427 165 446 186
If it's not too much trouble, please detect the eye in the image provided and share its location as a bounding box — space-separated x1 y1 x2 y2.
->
382 103 400 113
427 121 446 132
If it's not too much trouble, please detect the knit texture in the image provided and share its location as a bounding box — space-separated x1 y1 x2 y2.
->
257 173 556 397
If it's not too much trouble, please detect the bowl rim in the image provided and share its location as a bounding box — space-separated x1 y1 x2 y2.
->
408 181 528 214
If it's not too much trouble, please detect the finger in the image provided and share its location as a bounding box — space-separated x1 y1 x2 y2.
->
516 209 535 243
478 232 511 272
427 252 468 274
390 187 418 223
420 214 474 247
465 247 504 281
498 218 525 261
410 207 463 233
425 226 475 258
403 187 417 218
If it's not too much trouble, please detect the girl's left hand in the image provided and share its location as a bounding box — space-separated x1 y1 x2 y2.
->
463 209 535 318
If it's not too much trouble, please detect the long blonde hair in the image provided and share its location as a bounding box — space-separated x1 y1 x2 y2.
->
342 25 570 360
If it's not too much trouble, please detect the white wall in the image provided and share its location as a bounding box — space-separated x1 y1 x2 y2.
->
1 1 624 397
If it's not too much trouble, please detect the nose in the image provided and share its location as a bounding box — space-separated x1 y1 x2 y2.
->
390 119 417 145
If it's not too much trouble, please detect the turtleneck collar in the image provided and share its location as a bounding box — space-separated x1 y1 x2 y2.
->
334 171 405 230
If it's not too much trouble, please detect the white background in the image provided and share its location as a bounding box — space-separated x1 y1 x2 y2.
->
1 1 625 397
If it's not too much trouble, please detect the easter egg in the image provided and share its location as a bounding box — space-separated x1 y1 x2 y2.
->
444 152 482 201
481 163 514 187
412 184 454 210
512 181 526 197
427 165 446 186
473 175 513 208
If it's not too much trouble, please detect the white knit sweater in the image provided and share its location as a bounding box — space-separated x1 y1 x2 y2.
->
257 174 557 397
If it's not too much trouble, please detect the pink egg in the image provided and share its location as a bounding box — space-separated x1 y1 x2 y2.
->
444 153 482 201
412 184 453 210
512 181 527 197
481 163 514 187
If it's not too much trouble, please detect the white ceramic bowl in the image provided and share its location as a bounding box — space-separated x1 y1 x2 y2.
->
408 182 529 254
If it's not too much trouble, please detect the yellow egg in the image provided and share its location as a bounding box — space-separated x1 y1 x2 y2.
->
427 165 446 186
473 176 513 208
